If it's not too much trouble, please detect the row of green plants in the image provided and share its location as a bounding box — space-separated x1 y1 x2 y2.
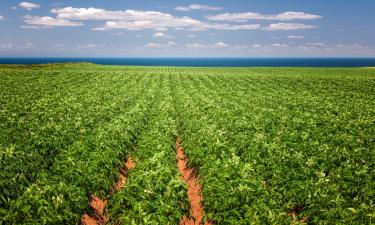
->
171 68 375 224
108 74 189 224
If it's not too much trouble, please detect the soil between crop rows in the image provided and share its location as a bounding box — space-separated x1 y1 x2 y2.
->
81 157 135 225
176 140 211 225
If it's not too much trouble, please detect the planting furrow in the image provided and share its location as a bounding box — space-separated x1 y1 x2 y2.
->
107 74 189 225
176 140 211 225
81 156 135 225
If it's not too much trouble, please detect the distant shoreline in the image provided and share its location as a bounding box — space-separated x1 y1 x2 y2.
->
1 57 375 67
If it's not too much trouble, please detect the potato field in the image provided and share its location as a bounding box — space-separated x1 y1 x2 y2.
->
0 64 374 225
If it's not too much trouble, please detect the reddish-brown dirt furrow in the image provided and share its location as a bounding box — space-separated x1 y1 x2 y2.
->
176 140 211 225
113 158 135 192
81 157 135 225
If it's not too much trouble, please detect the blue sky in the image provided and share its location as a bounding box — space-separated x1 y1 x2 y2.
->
0 0 374 57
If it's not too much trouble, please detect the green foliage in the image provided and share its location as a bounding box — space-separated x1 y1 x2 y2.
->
0 65 374 224
107 76 188 225
171 67 375 224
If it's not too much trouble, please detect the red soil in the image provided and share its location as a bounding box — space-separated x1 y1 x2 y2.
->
81 196 108 225
176 140 211 225
81 157 135 225
114 157 135 191
81 214 98 225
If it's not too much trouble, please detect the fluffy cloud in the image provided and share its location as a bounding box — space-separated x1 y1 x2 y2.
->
51 7 176 21
23 15 83 28
51 7 260 31
271 43 288 48
0 15 4 21
27 6 318 32
213 42 228 48
206 11 321 22
175 4 222 11
93 19 196 31
153 32 174 39
145 41 177 48
263 23 316 31
186 42 229 49
94 20 261 31
287 35 304 39
145 43 164 48
19 2 40 11
200 23 260 31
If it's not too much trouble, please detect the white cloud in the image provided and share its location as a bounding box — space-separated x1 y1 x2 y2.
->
167 41 177 46
51 7 260 31
287 35 304 39
271 43 288 48
146 43 164 48
198 23 260 31
335 43 363 49
0 42 34 49
11 6 17 10
305 42 325 47
175 4 222 11
0 15 4 21
187 34 196 38
213 42 228 48
234 43 293 50
145 42 177 48
76 44 104 49
153 32 174 39
52 7 175 21
51 44 65 50
23 15 83 28
19 2 40 11
263 23 316 31
206 11 321 22
186 43 207 48
186 42 229 49
21 25 47 29
93 18 260 31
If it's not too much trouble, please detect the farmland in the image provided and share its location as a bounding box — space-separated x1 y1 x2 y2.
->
0 64 374 224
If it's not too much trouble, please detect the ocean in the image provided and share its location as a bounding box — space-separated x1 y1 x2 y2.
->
0 57 375 67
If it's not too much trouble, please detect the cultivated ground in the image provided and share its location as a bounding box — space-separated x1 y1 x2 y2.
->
0 64 374 224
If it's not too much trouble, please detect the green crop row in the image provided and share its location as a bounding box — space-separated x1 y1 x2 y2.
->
107 74 189 225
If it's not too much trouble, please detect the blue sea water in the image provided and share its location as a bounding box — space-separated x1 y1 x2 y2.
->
0 57 375 67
